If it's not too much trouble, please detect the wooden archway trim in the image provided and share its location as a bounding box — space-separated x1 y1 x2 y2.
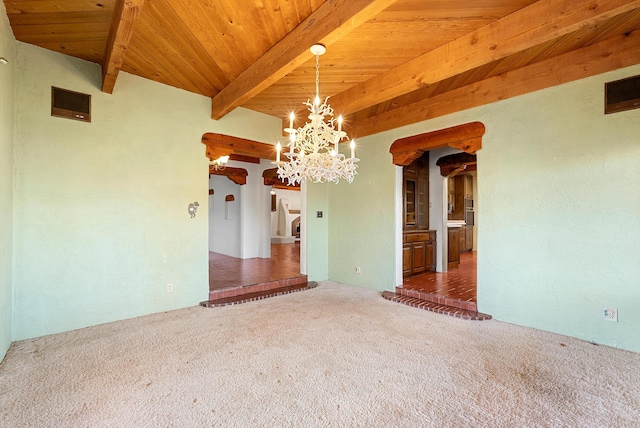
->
389 122 485 166
209 165 248 185
262 168 300 190
436 152 477 177
202 133 275 161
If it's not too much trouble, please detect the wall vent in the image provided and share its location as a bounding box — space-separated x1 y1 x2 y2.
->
605 75 640 114
51 87 91 122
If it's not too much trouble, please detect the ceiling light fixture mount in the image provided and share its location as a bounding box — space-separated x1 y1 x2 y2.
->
274 44 358 185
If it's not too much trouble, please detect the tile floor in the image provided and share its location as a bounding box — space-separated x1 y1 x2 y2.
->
209 243 301 291
403 251 477 303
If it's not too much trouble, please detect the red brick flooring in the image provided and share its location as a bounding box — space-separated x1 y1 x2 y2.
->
205 243 308 304
202 281 318 307
383 251 491 320
403 251 477 304
209 243 302 291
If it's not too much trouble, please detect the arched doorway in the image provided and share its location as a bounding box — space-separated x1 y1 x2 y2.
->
201 133 309 305
385 122 490 320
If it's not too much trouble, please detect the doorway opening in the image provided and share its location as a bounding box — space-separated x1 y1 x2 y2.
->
202 133 309 305
386 122 489 319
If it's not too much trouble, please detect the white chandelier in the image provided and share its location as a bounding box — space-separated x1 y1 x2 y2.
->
275 44 358 185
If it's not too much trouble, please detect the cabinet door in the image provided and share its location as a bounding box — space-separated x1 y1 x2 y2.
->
412 243 426 274
402 243 412 276
448 228 460 268
452 176 465 220
404 179 416 228
417 179 428 230
417 154 429 230
464 175 473 198
459 226 466 252
425 241 435 272
465 226 473 251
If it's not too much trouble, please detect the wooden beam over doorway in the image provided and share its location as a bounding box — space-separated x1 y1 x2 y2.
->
262 168 300 190
436 153 477 177
209 166 248 185
390 122 485 167
202 133 276 161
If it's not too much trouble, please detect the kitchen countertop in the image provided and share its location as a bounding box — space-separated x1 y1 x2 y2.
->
447 221 466 228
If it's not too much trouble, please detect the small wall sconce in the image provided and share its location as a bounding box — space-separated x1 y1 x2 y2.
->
188 201 199 218
0 58 8 65
210 156 230 171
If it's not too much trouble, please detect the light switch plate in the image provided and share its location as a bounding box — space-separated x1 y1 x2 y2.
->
603 307 618 322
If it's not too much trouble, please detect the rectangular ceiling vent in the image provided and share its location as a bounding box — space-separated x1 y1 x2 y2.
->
51 86 91 122
605 75 640 115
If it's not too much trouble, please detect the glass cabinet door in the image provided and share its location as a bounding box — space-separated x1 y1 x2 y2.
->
405 179 416 226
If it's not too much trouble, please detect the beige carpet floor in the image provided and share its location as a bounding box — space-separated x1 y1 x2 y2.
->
1 281 639 427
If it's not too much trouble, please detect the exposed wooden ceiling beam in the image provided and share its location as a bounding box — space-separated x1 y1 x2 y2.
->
349 30 640 138
331 0 640 117
209 0 398 120
202 133 275 161
101 0 145 94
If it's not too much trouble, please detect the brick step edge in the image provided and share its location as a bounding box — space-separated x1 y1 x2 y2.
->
200 281 318 308
396 287 478 312
209 275 308 301
382 291 492 321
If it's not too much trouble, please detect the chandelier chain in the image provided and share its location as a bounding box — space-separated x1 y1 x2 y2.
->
315 54 320 98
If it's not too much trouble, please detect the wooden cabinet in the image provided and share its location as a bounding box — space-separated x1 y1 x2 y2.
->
402 152 436 278
448 174 473 221
402 243 412 276
448 175 464 220
464 175 473 198
447 227 460 269
403 231 436 277
412 242 426 274
403 153 429 231
459 225 474 252
465 225 473 251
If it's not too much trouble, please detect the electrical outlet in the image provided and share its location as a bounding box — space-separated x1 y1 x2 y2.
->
603 307 617 322
355 267 361 274
167 283 174 293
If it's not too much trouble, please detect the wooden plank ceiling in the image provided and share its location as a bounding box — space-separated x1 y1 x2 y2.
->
5 0 640 146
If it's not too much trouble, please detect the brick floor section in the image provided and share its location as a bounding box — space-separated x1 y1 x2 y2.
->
401 251 478 311
384 251 491 320
382 291 492 321
201 282 318 307
206 274 308 301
